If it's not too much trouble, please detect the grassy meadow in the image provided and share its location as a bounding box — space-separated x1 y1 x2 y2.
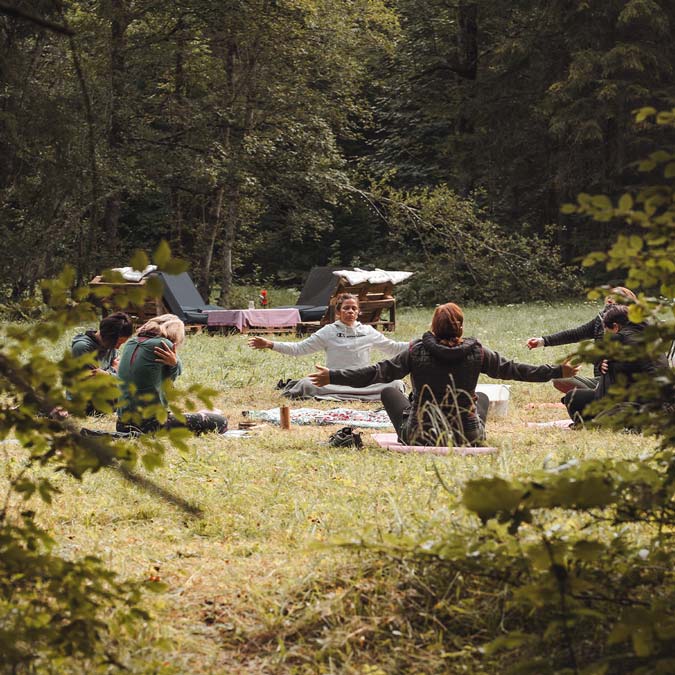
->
4 301 659 674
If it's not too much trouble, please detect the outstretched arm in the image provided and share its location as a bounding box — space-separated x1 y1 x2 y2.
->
542 317 598 347
480 346 577 381
310 349 412 389
365 327 409 358
249 330 327 358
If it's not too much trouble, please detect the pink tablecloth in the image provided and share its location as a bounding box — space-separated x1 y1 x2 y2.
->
206 308 301 331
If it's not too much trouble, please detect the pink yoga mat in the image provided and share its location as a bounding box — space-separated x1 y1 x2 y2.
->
371 433 498 456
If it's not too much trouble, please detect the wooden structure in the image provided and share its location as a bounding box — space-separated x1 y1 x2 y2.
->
297 277 396 334
89 276 165 324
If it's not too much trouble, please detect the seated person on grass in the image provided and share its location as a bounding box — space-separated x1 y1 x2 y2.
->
248 292 409 401
563 304 668 425
526 286 636 394
70 312 133 415
72 312 133 375
116 313 227 435
309 302 579 447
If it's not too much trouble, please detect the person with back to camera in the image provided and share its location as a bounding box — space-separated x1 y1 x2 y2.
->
116 313 227 435
308 302 580 446
526 286 637 394
248 292 409 400
563 304 668 425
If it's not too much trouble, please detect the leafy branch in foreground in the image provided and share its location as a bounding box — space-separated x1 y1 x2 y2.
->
0 242 213 671
342 109 675 674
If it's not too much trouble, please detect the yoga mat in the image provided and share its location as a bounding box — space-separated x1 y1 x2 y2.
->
371 433 498 456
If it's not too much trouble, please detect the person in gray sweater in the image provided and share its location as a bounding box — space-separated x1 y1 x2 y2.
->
248 293 409 400
526 287 636 393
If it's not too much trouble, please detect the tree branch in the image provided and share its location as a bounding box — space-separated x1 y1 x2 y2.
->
0 1 74 35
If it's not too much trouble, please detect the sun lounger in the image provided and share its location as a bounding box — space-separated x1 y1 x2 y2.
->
156 272 225 325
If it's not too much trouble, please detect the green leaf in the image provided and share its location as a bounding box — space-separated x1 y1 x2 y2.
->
634 106 656 123
130 249 150 273
153 240 171 268
649 150 671 163
618 194 633 211
462 478 523 521
572 540 605 562
632 626 654 657
591 195 612 209
483 631 534 655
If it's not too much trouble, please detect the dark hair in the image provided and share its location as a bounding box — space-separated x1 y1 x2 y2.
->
335 293 359 311
431 303 464 345
602 304 630 329
99 312 133 349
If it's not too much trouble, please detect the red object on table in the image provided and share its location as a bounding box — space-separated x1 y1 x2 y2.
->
259 289 268 307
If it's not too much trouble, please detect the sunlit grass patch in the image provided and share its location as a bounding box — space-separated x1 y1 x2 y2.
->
6 300 660 673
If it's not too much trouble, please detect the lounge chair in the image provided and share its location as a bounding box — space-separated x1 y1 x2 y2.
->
156 272 224 325
277 266 340 322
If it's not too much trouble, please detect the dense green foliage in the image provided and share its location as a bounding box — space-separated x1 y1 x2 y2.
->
0 245 218 672
347 108 675 674
2 1 674 303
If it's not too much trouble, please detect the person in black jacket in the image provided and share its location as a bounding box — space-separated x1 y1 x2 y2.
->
309 303 579 446
563 304 668 424
526 287 637 394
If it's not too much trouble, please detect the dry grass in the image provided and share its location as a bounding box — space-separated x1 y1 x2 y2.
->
4 301 659 673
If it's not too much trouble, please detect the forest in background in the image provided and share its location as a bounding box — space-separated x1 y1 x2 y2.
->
1 0 674 305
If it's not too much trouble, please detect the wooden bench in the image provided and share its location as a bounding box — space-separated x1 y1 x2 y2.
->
297 278 397 334
89 276 166 324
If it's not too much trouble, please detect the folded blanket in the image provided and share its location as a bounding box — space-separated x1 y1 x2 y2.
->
245 407 393 428
333 268 413 286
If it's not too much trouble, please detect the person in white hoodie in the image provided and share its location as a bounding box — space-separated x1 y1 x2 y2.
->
248 293 408 400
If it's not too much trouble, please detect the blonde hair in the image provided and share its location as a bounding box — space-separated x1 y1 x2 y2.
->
609 286 637 302
137 313 186 348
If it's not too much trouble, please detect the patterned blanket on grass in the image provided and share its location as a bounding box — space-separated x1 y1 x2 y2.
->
245 407 393 428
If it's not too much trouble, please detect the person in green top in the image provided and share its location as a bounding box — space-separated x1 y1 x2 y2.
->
69 312 133 415
116 314 227 435
71 312 133 375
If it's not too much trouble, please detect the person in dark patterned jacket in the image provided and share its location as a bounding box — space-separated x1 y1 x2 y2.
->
309 303 579 446
563 304 668 423
526 287 636 393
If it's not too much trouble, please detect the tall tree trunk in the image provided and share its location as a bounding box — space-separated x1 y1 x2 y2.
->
457 1 477 79
101 0 128 263
218 187 239 306
197 186 225 300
